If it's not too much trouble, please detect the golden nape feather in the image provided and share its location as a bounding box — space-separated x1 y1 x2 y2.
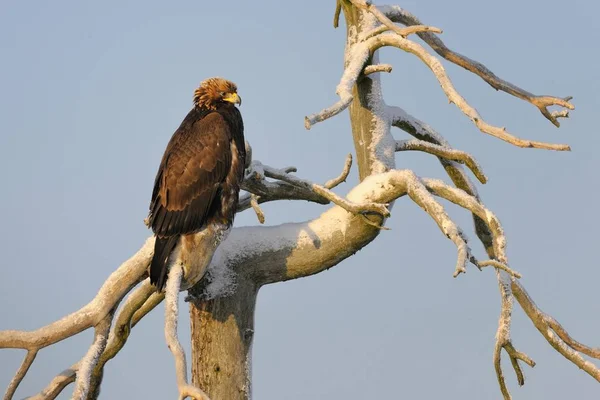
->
193 77 239 110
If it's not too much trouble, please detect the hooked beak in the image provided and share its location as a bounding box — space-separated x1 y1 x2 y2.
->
223 92 242 106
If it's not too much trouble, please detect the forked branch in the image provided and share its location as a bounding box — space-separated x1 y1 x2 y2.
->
308 4 573 151
381 4 574 127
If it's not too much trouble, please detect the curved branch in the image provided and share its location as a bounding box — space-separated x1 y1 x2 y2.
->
370 33 570 150
72 313 113 400
237 156 354 222
349 0 442 38
0 238 152 350
215 170 510 286
88 281 164 399
395 139 487 184
512 281 600 381
165 263 211 400
363 64 393 75
381 4 574 127
263 164 390 217
2 350 37 400
324 153 353 189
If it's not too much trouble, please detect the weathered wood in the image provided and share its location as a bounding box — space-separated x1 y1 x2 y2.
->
190 280 257 400
343 3 388 181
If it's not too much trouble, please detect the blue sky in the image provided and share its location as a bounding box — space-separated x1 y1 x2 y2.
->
1 0 598 398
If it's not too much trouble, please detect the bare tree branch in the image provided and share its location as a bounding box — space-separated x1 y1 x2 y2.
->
165 263 211 400
307 19 570 150
237 155 354 220
512 281 600 381
350 0 442 38
2 350 37 400
333 0 342 28
370 33 571 150
238 161 329 213
263 163 389 217
0 239 152 351
324 153 353 189
249 194 265 224
395 139 487 184
72 314 113 400
28 365 77 400
478 260 520 279
363 64 393 75
381 4 574 127
88 282 164 399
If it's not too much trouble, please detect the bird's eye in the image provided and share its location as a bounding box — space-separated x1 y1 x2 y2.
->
219 92 226 96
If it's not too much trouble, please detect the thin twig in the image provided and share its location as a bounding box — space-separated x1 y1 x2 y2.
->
333 0 342 28
363 64 393 75
324 154 353 189
478 259 521 279
264 165 390 217
250 194 265 224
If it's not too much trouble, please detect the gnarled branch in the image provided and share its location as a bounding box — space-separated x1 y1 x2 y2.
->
381 4 574 127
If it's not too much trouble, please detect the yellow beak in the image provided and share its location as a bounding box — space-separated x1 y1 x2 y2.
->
223 92 242 106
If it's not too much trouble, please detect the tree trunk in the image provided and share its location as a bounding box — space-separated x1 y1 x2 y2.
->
189 280 257 400
342 3 390 181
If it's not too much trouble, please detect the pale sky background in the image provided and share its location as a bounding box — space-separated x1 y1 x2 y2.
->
1 0 598 399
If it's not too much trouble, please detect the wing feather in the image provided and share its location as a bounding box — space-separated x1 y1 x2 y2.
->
149 111 232 237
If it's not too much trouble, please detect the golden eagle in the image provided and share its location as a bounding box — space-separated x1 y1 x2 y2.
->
147 77 245 291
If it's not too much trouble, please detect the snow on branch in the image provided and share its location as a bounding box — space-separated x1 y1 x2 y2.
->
312 3 572 150
263 163 390 217
238 155 355 223
349 0 442 38
72 313 113 400
304 37 371 129
381 4 574 128
238 161 329 212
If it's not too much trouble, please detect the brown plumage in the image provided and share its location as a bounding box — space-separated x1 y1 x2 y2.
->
147 77 245 290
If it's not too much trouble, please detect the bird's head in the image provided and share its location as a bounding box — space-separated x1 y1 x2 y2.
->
193 77 241 110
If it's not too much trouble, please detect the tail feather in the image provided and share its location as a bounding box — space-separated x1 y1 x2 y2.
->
150 235 181 291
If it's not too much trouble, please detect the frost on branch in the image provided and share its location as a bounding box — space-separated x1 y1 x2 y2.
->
312 0 574 151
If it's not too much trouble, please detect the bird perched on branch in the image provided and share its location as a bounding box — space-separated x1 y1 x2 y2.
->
147 77 246 291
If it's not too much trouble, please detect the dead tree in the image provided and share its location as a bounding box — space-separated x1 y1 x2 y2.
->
1 1 598 399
